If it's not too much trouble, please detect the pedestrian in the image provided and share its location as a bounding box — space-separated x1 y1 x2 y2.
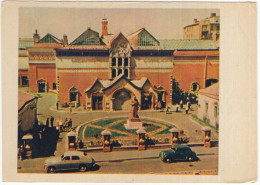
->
46 117 49 127
165 105 169 114
180 100 183 109
176 104 179 112
69 106 72 114
56 120 60 130
20 145 25 160
79 140 84 149
68 118 72 128
185 106 189 114
188 102 191 110
50 116 54 127
59 120 63 132
56 102 59 110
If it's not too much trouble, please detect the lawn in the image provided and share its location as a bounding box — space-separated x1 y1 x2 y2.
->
110 122 137 135
91 118 125 127
83 126 126 138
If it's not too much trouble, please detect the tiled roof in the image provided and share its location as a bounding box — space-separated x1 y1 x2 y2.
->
70 28 101 45
18 91 37 111
131 77 148 88
29 43 63 48
62 45 108 50
199 83 219 100
159 40 218 50
19 39 34 49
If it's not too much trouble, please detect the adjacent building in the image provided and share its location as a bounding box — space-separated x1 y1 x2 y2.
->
20 18 219 111
197 82 219 127
184 13 220 41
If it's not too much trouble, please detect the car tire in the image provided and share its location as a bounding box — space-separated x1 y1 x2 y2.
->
79 164 87 172
164 157 172 163
187 156 194 161
47 166 56 173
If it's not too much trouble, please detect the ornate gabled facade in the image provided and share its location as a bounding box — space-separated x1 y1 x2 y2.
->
20 18 219 111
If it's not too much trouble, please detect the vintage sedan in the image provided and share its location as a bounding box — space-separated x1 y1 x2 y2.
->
159 145 199 163
44 151 95 173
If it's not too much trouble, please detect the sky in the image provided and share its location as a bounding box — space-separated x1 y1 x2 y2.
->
19 8 219 42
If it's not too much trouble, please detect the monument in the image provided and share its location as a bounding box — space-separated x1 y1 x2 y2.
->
124 97 143 129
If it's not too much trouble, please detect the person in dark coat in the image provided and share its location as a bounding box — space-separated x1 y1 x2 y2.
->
50 116 54 127
46 117 49 127
56 102 59 110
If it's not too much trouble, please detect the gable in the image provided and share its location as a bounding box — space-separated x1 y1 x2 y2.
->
110 33 131 55
38 33 62 44
138 29 160 46
71 28 101 45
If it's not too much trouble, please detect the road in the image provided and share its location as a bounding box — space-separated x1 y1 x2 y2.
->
18 154 217 175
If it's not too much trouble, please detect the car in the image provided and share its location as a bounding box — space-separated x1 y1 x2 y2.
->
159 145 199 163
44 151 95 173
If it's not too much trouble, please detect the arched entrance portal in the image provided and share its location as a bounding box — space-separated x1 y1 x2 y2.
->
113 89 132 111
38 79 47 93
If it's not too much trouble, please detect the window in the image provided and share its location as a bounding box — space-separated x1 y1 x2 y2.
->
53 83 56 90
112 69 116 78
69 87 78 102
124 58 128 66
112 58 116 66
72 156 80 160
205 103 208 114
22 76 28 86
124 69 128 77
191 82 199 91
210 25 214 30
138 35 156 46
118 58 122 66
63 156 70 160
118 69 122 75
214 105 218 118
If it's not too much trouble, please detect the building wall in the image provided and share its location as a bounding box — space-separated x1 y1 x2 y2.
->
184 24 200 40
173 57 219 92
133 56 173 104
197 94 219 127
29 63 56 92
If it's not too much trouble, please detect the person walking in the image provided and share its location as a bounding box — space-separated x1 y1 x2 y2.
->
46 117 49 127
69 106 72 114
56 102 59 110
185 106 189 114
176 104 179 112
59 120 63 132
56 120 60 130
180 100 183 109
50 116 54 127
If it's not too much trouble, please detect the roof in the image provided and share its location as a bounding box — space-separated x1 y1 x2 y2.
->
160 40 218 50
70 28 101 45
131 77 148 88
63 151 85 156
29 43 63 48
19 39 34 49
38 33 63 44
18 91 37 111
61 45 108 50
184 23 199 28
199 82 219 100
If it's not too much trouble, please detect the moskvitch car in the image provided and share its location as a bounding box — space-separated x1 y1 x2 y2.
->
159 145 199 163
44 151 95 173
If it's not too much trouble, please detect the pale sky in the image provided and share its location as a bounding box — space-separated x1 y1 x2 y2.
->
19 8 219 42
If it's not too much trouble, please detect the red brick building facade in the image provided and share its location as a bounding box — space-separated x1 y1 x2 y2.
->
19 19 219 111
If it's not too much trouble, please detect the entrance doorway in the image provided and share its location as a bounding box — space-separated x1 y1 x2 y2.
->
92 96 103 110
38 81 46 92
113 89 132 111
141 95 152 110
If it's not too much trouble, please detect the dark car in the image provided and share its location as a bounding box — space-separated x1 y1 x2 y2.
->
159 145 199 163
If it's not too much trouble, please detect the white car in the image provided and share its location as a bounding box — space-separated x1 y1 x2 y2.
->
44 151 95 173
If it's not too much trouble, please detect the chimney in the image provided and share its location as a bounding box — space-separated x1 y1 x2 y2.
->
194 18 198 23
210 13 216 18
102 18 108 36
63 34 68 45
33 29 40 43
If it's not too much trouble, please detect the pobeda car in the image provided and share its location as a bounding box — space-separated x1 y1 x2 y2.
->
159 145 199 163
44 151 95 173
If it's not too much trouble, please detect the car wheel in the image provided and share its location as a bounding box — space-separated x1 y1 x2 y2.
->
164 157 172 163
47 166 56 173
79 164 87 172
187 156 194 161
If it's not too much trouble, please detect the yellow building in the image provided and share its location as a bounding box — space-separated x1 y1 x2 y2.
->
184 13 220 41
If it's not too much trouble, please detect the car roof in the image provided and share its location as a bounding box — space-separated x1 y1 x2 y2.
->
173 145 191 149
63 151 85 157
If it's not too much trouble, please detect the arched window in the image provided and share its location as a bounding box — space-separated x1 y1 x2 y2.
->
118 58 122 66
124 69 128 77
124 58 128 66
191 82 200 92
118 69 122 75
112 57 116 66
112 69 116 78
69 87 78 102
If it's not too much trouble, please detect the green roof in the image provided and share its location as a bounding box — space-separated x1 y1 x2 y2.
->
38 33 62 44
159 40 218 50
19 41 34 49
71 28 101 45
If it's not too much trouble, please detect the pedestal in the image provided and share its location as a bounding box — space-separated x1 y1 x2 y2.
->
202 127 211 148
124 119 143 129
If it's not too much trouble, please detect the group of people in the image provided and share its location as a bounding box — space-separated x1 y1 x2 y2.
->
165 99 192 114
45 116 55 127
55 118 73 132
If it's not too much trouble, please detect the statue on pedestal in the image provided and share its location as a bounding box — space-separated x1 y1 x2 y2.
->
125 96 142 129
